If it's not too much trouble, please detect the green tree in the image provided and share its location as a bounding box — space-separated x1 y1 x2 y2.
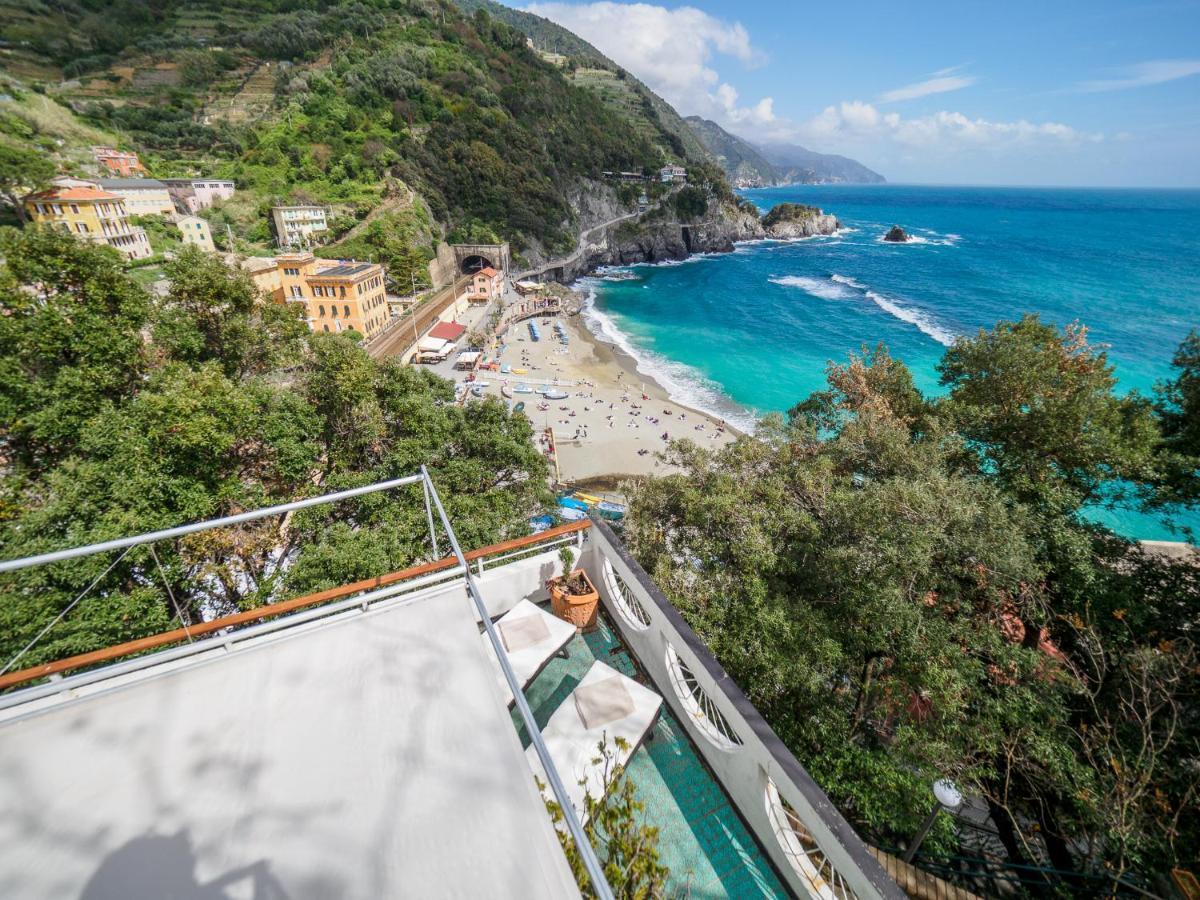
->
938 315 1160 515
0 140 55 224
0 227 150 470
1153 330 1200 509
155 247 308 379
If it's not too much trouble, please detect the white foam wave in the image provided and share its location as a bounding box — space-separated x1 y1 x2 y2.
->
775 273 957 347
576 278 759 433
875 229 960 247
769 275 853 300
830 274 866 290
621 251 724 269
865 291 956 346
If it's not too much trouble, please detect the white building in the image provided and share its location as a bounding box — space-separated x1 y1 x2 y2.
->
174 214 215 252
660 165 687 184
163 178 236 214
271 205 329 247
95 178 176 217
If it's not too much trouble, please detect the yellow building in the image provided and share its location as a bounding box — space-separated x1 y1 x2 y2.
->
268 252 390 341
240 256 284 302
24 187 152 259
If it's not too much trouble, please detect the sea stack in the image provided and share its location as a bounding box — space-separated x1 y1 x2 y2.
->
883 225 910 243
760 203 841 239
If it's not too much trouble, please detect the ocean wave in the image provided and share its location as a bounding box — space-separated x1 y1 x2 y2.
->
769 275 853 300
864 291 956 346
830 274 866 290
776 273 958 347
576 279 759 433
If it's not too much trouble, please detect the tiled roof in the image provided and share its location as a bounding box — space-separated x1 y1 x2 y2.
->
26 187 119 202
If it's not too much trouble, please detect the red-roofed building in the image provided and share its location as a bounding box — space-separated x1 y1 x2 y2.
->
467 266 502 303
91 147 147 177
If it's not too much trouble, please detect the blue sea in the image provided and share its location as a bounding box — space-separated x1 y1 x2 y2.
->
580 184 1200 540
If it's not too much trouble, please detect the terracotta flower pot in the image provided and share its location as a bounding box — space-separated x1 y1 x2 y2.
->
548 569 600 632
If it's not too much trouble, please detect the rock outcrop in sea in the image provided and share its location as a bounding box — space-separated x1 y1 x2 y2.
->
883 225 910 243
760 202 841 239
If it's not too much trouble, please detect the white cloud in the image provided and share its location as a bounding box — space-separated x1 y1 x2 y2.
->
791 100 1101 150
524 1 775 126
1076 58 1200 92
879 68 977 103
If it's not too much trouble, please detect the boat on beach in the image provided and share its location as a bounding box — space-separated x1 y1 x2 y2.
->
501 384 513 399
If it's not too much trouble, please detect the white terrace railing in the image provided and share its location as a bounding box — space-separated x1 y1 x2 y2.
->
581 516 906 900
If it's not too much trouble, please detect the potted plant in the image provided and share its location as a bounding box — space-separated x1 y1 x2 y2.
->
548 545 600 632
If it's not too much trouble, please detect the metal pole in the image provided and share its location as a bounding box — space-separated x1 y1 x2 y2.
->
0 475 424 574
420 466 615 900
422 479 439 559
903 803 941 863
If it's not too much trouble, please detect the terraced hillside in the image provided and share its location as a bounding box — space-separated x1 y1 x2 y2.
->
1 0 729 269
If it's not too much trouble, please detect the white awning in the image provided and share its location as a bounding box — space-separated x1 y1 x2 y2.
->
0 589 580 899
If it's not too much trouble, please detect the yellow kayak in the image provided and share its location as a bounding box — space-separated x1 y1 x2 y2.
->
511 368 528 375
573 493 603 506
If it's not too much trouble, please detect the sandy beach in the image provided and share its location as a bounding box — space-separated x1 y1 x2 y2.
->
464 300 737 486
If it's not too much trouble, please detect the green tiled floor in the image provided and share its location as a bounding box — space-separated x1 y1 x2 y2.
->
511 611 790 899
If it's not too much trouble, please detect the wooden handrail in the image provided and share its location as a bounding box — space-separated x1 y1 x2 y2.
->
0 519 591 692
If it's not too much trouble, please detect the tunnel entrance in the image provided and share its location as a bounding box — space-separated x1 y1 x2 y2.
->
460 254 495 275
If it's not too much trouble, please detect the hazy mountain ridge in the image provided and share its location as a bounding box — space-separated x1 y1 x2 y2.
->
685 116 885 186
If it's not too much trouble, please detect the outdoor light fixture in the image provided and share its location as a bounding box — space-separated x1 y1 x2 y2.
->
903 779 964 863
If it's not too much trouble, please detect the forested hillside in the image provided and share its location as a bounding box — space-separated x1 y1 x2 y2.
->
0 0 711 267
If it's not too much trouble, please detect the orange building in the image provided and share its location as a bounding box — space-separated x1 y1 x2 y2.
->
91 147 147 177
272 252 390 341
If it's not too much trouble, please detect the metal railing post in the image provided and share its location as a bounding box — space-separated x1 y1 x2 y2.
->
422 478 439 559
420 466 615 900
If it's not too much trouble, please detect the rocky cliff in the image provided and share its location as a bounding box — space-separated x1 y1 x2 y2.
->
602 201 763 268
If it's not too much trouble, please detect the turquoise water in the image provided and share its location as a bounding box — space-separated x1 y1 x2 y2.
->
582 185 1200 540
514 612 790 898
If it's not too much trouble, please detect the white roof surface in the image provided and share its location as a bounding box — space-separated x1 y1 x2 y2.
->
0 589 580 899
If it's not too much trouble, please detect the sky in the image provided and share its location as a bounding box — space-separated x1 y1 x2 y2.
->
514 0 1200 186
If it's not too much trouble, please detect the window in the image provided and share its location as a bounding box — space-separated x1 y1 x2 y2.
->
318 305 325 317
70 204 80 214
344 305 350 318
290 286 302 299
323 324 329 332
339 286 346 297
331 306 337 317
283 267 300 277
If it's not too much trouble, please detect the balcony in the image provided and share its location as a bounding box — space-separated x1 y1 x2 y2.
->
0 475 903 899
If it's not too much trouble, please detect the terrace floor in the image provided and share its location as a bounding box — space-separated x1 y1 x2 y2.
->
512 607 790 899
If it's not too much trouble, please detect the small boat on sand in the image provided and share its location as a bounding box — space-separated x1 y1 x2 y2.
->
512 368 528 375
543 389 568 401
514 383 534 394
501 384 513 399
513 401 526 413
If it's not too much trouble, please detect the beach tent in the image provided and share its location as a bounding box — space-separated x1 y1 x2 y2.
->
417 337 454 355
